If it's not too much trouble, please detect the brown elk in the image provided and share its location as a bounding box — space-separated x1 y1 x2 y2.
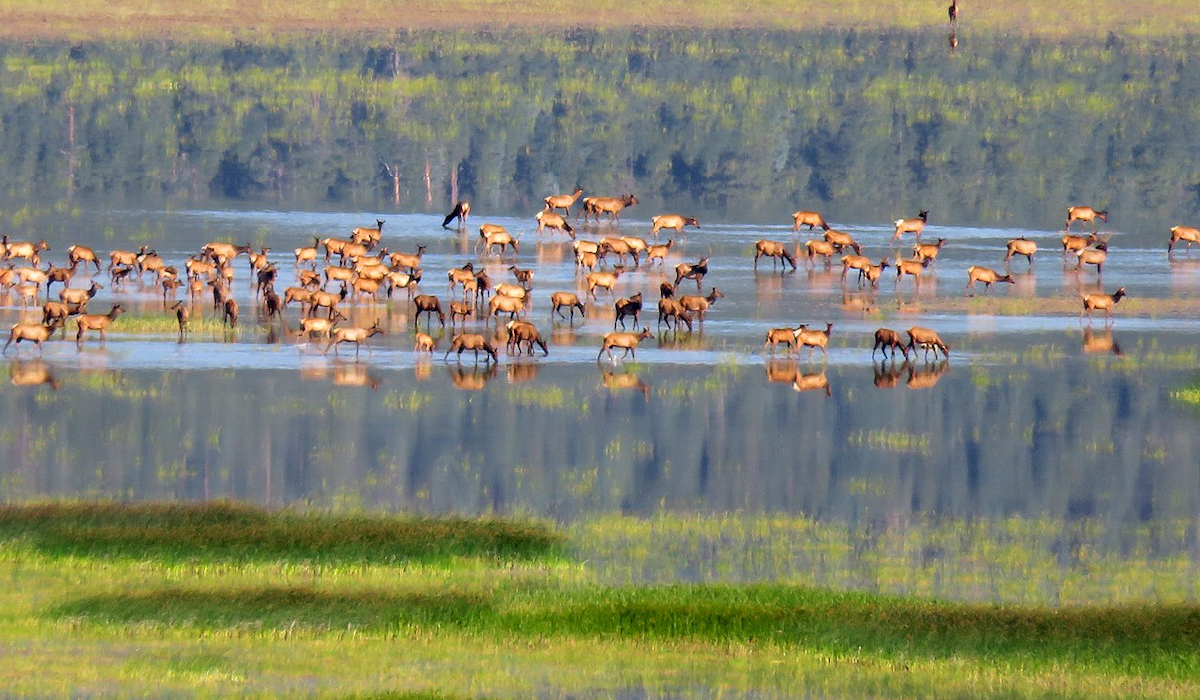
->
326 320 384 356
892 210 930 242
535 210 575 238
321 237 353 262
386 270 422 298
509 265 534 289
350 219 385 246
448 300 474 329
754 240 797 271
1005 238 1038 267
550 291 586 323
109 246 146 272
445 333 498 363
283 286 315 312
442 200 471 229
297 310 347 341
351 275 385 302
1075 242 1108 274
222 298 239 327
913 238 947 264
203 242 252 262
4 239 50 267
872 328 910 360
645 239 674 265
862 259 890 289
67 244 101 272
649 214 699 237
75 304 126 343
488 294 525 323
1081 287 1126 324
447 262 477 294
674 257 709 289
1065 206 1107 231
599 237 639 267
840 254 872 284
310 286 348 319
1168 226 1200 254
613 292 643 329
657 298 693 332
1061 232 1098 257
620 236 649 260
171 301 189 340
586 266 625 299
294 236 320 266
4 319 60 354
584 194 639 223
796 322 833 359
43 265 73 298
413 294 447 328
598 326 653 361
805 239 837 267
505 320 549 356
248 247 271 275
59 281 102 310
678 287 724 322
477 224 519 255
895 257 931 286
763 325 803 355
42 301 74 334
906 326 950 359
820 230 860 255
414 332 436 353
965 265 1015 292
389 245 427 273
544 187 584 216
791 210 830 232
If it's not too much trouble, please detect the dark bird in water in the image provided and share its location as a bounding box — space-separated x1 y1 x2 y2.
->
442 200 471 229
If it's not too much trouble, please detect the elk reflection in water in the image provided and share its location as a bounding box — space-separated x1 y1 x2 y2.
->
1081 327 1123 357
599 365 650 399
872 359 951 390
764 359 831 396
9 360 59 389
447 362 498 390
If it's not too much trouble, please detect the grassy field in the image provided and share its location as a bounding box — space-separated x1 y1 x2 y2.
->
0 0 1197 39
2 503 1200 699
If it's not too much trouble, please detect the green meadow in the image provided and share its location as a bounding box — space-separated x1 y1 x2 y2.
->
2 503 1199 698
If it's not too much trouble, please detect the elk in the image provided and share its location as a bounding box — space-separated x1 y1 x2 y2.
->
862 259 890 289
508 265 534 289
75 304 126 343
386 270 421 298
649 214 699 237
814 231 858 256
1005 238 1038 267
763 325 803 355
598 326 653 361
1075 242 1108 274
505 320 549 356
4 239 50 267
674 257 709 289
1062 232 1098 257
535 210 575 238
796 322 833 359
444 333 498 363
321 236 353 262
488 294 525 323
109 246 145 272
657 298 693 332
59 281 102 310
494 283 527 302
350 219 385 246
584 194 639 223
754 240 797 271
202 242 252 262
442 200 471 229
892 210 930 242
447 263 477 294
46 264 76 296
544 187 584 216
613 292 643 329
248 247 271 275
599 237 639 267
1065 206 1107 231
390 245 427 273
67 244 101 272
4 319 60 354
840 254 873 284
171 301 189 340
621 236 649 260
283 286 315 312
42 301 75 334
408 292 447 328
895 257 931 286
1081 287 1126 323
297 310 347 341
310 286 347 319
912 238 947 264
965 265 1015 292
294 237 320 266
791 210 830 232
477 224 519 255
550 291 586 323
326 320 384 356
805 239 837 267
222 298 239 327
645 239 674 266
1168 225 1200 254
448 300 474 329
351 275 385 302
679 288 724 322
414 332 436 353
586 266 625 299
872 328 910 360
906 326 950 359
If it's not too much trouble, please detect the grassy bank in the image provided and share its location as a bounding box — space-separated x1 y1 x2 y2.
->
1 503 1199 698
0 0 1197 39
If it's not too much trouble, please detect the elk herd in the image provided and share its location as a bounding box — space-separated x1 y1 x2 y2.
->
0 196 1176 395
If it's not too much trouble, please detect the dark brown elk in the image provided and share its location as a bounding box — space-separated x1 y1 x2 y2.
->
754 240 797 271
657 298 693 332
613 292 643 329
584 194 638 223
325 320 384 356
1168 226 1200 254
891 210 929 242
796 322 833 359
649 214 699 237
1005 238 1038 267
965 266 1015 292
674 257 709 289
442 200 471 229
1075 242 1108 274
350 219 385 246
389 245 427 273
912 238 947 264
763 325 803 354
535 210 575 238
1065 206 1107 231
791 210 830 232
906 326 950 359
1081 287 1126 324
44 264 74 297
678 287 724 322
598 326 653 360
509 265 534 289
413 294 447 328
4 319 60 354
222 298 239 327
505 320 549 356
872 328 910 360
171 301 189 340
544 187 584 216
645 239 674 266
67 244 101 272
444 332 498 363
550 291 586 323
75 304 126 343
823 229 862 255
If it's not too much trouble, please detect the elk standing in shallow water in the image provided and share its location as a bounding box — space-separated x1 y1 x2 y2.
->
535 210 575 238
75 304 125 344
413 294 447 328
1005 238 1038 268
649 214 699 237
754 240 797 271
4 319 60 354
442 200 470 230
544 187 584 216
872 328 910 360
505 320 549 356
1075 242 1108 274
326 320 384 357
679 288 724 322
445 333 498 363
906 326 949 359
550 291 586 323
613 292 643 329
763 325 803 355
585 194 639 223
598 327 653 361
796 322 834 359
965 266 1015 293
1081 287 1126 324
791 210 830 232
1168 225 1200 255
1065 206 1107 232
892 210 929 242
674 257 709 289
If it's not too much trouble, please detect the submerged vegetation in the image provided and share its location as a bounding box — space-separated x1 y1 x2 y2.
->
2 503 1200 698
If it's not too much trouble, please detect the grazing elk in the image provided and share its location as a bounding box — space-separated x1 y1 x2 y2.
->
657 298 693 333
444 333 498 363
442 200 471 229
823 229 862 255
806 239 837 268
872 328 910 360
906 326 950 359
477 224 519 255
413 294 447 328
67 244 101 272
535 210 575 238
754 240 797 271
550 291 586 323
505 320 549 356
791 210 830 232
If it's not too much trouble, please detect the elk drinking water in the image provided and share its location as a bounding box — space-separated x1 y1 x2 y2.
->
754 240 797 271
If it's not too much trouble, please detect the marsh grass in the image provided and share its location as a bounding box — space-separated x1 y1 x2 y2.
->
115 312 225 335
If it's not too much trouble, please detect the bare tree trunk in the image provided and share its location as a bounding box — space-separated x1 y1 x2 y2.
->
63 105 77 200
449 166 459 206
424 156 433 204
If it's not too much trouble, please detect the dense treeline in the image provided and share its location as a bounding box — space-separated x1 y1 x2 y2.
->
1 29 1200 229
